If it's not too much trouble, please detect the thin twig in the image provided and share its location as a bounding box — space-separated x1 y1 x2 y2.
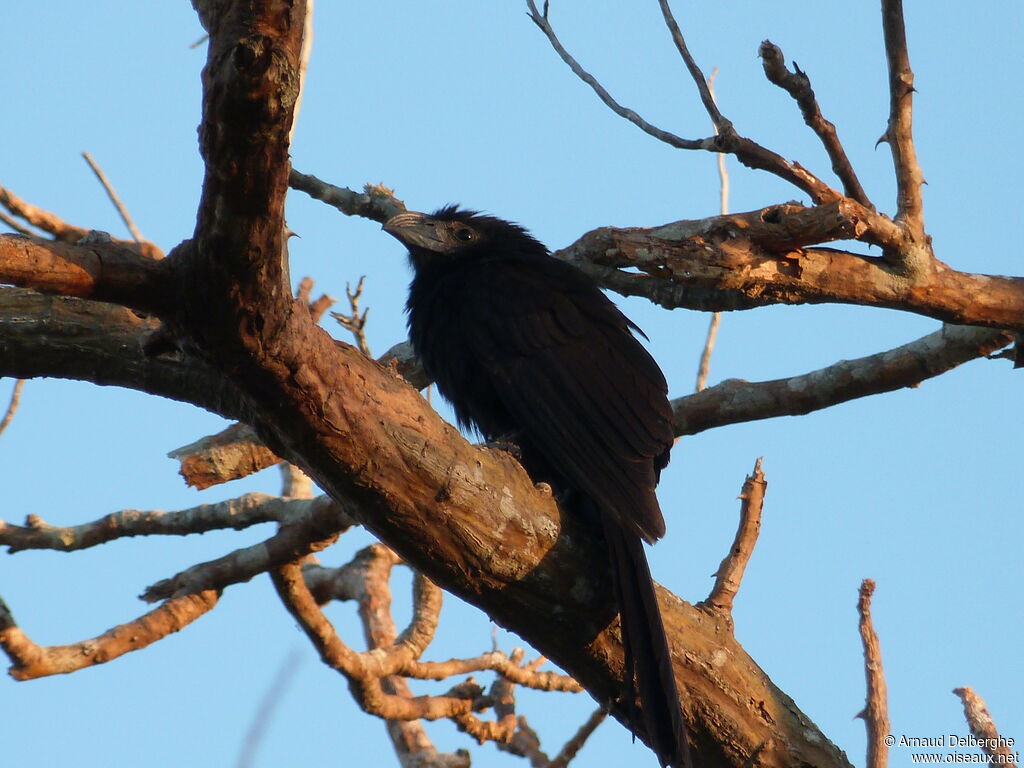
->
695 69 726 393
0 210 37 237
856 580 890 768
758 41 873 210
880 0 924 237
331 275 372 357
695 314 720 393
951 687 1018 768
548 706 608 768
657 0 731 134
235 649 304 768
0 379 25 437
525 0 706 150
705 458 765 620
524 2 837 203
81 152 146 243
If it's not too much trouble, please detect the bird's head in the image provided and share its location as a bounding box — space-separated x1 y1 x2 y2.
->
383 206 546 269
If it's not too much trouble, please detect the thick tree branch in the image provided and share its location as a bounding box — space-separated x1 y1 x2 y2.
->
557 208 1024 329
0 287 246 421
0 234 171 314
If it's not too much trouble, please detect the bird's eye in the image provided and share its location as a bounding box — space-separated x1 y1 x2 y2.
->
454 228 474 242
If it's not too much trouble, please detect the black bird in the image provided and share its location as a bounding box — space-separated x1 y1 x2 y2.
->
384 206 689 767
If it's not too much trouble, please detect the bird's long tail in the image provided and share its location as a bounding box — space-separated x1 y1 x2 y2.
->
603 515 691 768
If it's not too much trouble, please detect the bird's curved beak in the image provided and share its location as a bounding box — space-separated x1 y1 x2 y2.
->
383 212 445 251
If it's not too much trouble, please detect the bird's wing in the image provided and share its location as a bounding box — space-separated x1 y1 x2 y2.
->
462 258 674 543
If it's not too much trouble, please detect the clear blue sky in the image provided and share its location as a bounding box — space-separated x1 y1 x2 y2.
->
2 3 1021 767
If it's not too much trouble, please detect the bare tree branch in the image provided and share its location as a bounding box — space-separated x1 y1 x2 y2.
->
296 275 335 322
0 492 310 554
704 459 765 621
525 0 706 151
0 378 25 437
856 580 890 768
0 234 171 314
880 0 925 239
289 171 406 222
548 707 608 768
952 687 1018 768
674 324 1012 436
758 41 873 209
0 288 246 422
0 184 163 259
556 208 1023 328
657 0 730 133
0 210 38 237
271 559 483 722
695 68 728 393
141 495 352 602
81 151 147 244
0 591 219 681
525 1 841 203
331 275 372 357
234 649 303 768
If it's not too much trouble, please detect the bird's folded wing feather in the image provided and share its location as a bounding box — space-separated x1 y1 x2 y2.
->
463 259 674 543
